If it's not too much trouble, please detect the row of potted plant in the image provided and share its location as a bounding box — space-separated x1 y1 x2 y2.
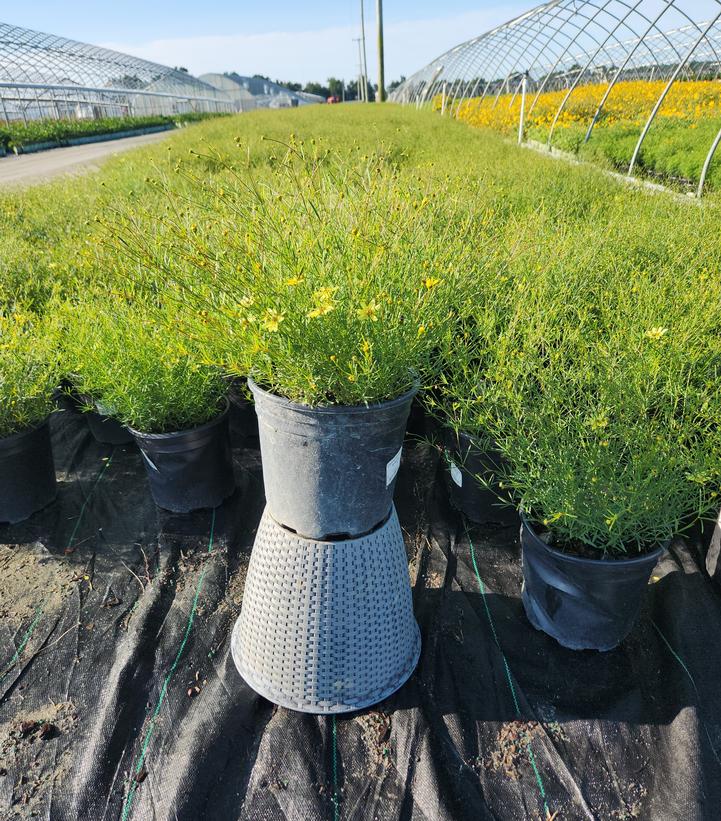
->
1 145 719 664
0 112 227 153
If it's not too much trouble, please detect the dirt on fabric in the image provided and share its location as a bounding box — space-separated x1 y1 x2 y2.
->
0 545 76 631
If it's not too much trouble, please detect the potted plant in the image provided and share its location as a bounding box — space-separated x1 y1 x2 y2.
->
0 307 59 523
109 145 479 710
79 396 135 445
112 145 480 535
61 297 235 513
429 315 519 526
57 384 135 445
491 334 718 651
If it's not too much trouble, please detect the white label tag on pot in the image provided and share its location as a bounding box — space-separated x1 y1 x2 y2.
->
386 447 402 486
449 461 463 488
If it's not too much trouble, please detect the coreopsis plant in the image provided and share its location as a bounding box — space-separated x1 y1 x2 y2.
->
488 308 721 556
109 142 482 406
0 306 59 438
60 297 227 434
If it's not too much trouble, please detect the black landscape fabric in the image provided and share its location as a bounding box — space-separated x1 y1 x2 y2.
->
1 409 721 821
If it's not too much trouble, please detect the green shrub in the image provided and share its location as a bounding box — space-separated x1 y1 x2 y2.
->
108 143 484 406
60 298 227 433
0 112 227 151
0 307 59 438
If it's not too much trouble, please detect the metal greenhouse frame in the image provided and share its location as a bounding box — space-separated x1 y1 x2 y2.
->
391 0 721 195
0 22 233 124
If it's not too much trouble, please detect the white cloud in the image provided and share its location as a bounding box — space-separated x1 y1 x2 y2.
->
100 5 525 85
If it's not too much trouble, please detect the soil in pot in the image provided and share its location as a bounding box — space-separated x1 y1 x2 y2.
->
0 418 57 524
129 402 235 513
520 514 665 651
249 378 416 540
443 430 518 526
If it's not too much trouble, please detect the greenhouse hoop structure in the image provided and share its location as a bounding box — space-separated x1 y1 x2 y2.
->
391 0 721 195
199 73 326 111
0 22 233 123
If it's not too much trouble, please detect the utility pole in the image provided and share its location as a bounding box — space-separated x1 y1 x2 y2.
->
354 38 365 102
360 0 369 102
376 0 385 101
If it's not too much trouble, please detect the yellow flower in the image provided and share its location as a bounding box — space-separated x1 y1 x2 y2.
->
307 286 337 318
316 286 337 301
587 413 608 432
645 326 668 341
424 277 442 289
262 308 285 332
357 301 380 321
347 374 357 382
285 276 304 286
361 339 371 355
307 303 335 319
417 324 426 337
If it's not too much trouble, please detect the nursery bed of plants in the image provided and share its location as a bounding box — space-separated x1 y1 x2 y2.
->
1 104 721 819
0 112 225 154
451 79 721 191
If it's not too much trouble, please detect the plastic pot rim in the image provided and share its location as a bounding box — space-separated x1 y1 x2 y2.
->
442 428 503 469
443 427 499 452
520 511 667 567
248 377 419 416
126 398 230 441
0 414 52 453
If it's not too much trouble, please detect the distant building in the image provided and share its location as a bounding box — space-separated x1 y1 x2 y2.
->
199 73 325 111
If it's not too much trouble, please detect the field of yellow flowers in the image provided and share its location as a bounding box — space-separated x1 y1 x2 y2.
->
448 79 721 189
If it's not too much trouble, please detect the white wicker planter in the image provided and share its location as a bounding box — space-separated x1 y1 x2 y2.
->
232 505 420 713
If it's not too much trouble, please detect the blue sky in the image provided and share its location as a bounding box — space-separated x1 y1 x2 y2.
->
3 1 528 84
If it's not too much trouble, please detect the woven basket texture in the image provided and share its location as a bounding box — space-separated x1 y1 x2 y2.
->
232 505 420 713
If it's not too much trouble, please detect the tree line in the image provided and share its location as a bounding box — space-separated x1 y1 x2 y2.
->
254 75 406 100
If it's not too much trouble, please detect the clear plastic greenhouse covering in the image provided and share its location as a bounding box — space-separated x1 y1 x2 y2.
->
199 73 326 112
2 408 721 819
391 0 721 193
0 23 233 122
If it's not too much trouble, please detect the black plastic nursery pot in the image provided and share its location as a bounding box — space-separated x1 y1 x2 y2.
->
227 380 259 449
443 430 518 526
520 514 665 652
129 402 235 513
249 378 417 540
85 411 134 445
0 417 57 524
54 388 133 445
405 397 436 442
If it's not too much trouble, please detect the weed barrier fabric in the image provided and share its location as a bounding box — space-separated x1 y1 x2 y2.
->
1 412 721 820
